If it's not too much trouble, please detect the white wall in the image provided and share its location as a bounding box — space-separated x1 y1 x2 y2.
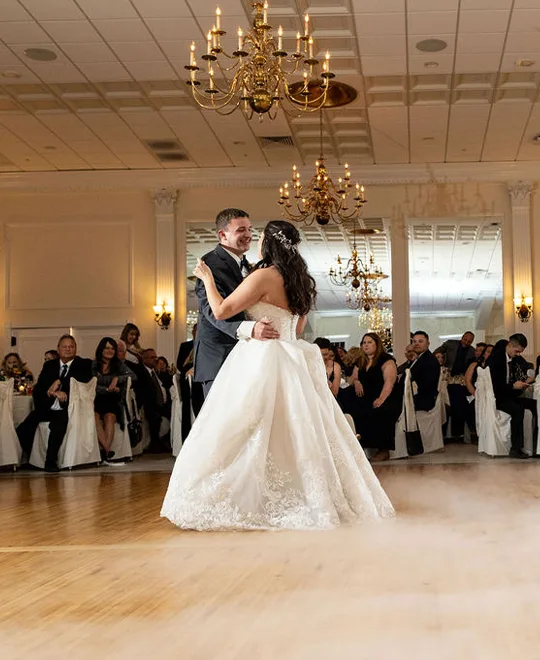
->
0 190 156 367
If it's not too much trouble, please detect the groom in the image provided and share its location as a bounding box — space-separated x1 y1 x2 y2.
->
194 208 279 397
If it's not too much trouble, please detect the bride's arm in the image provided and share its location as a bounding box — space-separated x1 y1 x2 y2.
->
296 316 307 336
194 259 266 320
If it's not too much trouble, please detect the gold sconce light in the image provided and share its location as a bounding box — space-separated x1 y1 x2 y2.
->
514 295 533 322
153 302 173 330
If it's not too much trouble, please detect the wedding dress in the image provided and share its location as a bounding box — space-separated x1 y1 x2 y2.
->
161 302 395 531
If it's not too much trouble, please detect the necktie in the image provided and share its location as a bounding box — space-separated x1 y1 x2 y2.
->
240 256 249 276
152 370 165 405
60 364 68 381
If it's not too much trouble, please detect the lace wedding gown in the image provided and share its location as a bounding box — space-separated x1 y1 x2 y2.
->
161 302 395 531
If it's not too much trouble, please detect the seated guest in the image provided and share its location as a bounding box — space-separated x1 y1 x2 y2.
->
351 333 401 462
120 323 143 365
93 337 134 462
487 333 536 459
474 342 487 360
1 352 33 383
16 335 92 472
342 347 362 378
410 331 441 412
176 324 204 438
140 348 171 453
336 346 347 363
397 344 417 377
116 340 138 379
44 350 59 362
314 337 342 398
156 356 173 391
435 332 476 439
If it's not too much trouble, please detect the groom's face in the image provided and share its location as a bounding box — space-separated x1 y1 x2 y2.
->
219 217 253 255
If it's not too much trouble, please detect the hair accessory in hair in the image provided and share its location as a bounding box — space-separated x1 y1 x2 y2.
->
273 230 296 252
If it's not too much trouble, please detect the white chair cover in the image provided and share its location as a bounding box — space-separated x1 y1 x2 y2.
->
0 379 22 467
110 377 133 461
130 391 147 456
170 373 183 457
31 378 101 469
475 367 511 456
438 371 449 425
344 413 356 435
390 369 444 458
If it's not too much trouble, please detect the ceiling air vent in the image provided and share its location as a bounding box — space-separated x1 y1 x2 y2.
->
156 152 190 163
258 135 295 148
146 139 183 151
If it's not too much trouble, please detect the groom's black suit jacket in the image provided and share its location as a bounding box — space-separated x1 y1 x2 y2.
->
193 244 247 383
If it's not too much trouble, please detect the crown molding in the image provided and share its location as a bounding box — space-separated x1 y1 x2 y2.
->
0 161 539 193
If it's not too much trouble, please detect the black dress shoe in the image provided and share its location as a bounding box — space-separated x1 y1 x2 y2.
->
509 449 530 459
44 462 60 472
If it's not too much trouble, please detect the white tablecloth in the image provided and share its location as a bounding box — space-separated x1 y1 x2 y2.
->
13 395 33 427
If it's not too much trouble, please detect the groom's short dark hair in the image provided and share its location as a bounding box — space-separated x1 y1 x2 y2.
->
215 208 249 232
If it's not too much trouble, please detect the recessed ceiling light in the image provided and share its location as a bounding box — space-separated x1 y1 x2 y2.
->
516 58 535 67
532 133 540 143
24 47 57 62
416 38 447 53
424 61 439 68
1 70 21 79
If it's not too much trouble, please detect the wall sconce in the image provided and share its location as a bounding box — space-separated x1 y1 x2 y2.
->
514 295 533 322
153 302 173 330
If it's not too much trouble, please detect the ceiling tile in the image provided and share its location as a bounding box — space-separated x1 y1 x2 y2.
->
0 44 21 65
355 13 406 37
360 56 407 76
446 104 490 161
459 9 511 33
454 53 502 73
457 32 506 54
75 0 138 19
408 0 458 9
369 106 409 163
0 0 31 21
505 32 540 52
60 42 117 63
18 0 84 20
76 61 132 82
351 0 404 11
482 101 532 160
123 61 177 80
25 62 87 83
0 20 49 44
109 41 165 62
461 0 512 7
40 19 102 43
358 36 405 57
409 55 454 75
509 9 540 32
145 17 201 42
0 63 40 82
91 19 154 42
130 0 192 18
408 11 458 35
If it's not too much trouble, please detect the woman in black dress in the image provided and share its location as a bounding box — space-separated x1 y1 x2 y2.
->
93 337 134 461
351 332 401 462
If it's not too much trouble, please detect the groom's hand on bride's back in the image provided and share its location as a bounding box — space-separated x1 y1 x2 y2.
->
253 319 280 341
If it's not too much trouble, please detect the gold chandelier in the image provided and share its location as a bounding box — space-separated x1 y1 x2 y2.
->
184 2 335 120
328 221 391 311
278 102 366 226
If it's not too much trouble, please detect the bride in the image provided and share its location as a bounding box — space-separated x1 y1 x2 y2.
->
161 220 394 531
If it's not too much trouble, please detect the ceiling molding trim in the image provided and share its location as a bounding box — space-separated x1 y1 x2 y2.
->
0 162 539 193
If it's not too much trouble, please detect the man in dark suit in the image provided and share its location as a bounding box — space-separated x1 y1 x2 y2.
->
435 331 476 439
17 334 92 472
410 331 441 412
194 208 279 397
487 333 536 459
139 348 171 453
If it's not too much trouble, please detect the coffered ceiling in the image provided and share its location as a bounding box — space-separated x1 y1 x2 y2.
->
0 0 539 173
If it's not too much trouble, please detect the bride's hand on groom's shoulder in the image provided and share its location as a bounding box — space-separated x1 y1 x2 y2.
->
194 258 213 282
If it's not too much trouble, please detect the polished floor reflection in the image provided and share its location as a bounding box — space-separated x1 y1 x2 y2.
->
2 451 540 659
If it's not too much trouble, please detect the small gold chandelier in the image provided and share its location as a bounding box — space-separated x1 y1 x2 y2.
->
278 106 366 226
184 2 335 120
328 221 391 311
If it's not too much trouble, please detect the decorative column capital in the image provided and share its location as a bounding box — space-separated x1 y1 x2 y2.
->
508 180 533 206
153 188 177 215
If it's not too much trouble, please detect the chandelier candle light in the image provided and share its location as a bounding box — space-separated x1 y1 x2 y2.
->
278 106 366 226
184 2 335 119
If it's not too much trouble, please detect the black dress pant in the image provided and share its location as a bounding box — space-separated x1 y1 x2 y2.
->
496 396 537 451
17 408 69 466
447 384 471 436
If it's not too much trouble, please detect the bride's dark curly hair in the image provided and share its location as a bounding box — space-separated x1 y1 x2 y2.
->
255 220 316 316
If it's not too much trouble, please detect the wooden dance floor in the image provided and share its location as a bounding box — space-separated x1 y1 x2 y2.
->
3 447 540 659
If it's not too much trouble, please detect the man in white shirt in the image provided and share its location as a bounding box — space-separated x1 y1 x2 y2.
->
192 208 279 397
